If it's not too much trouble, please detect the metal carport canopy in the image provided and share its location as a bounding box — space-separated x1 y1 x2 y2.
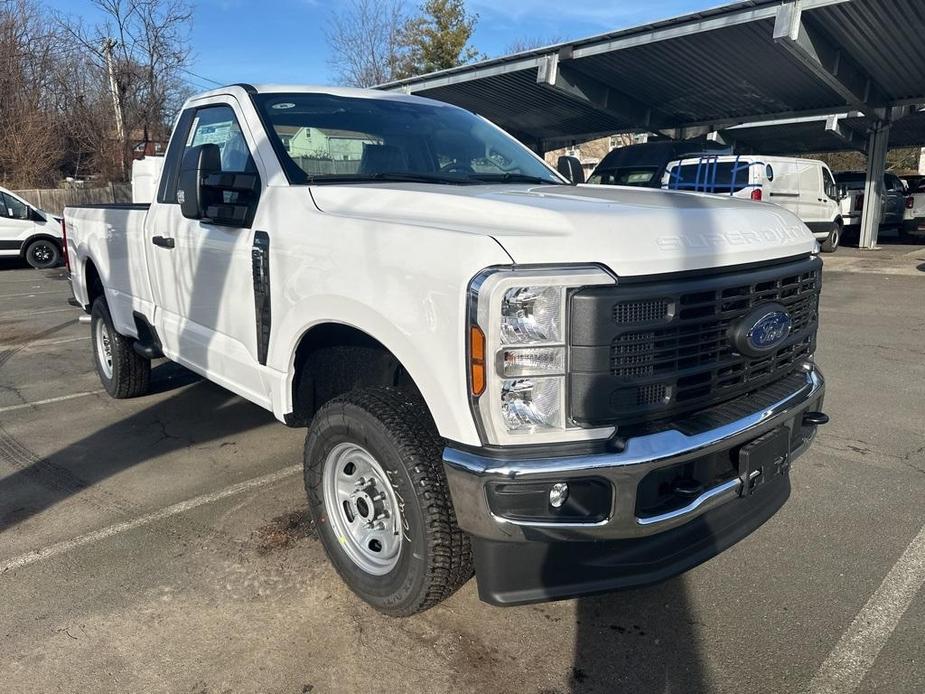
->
380 0 925 151
723 108 925 154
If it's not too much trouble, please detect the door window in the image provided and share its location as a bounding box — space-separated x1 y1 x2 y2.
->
186 106 256 174
163 105 257 204
1 193 30 220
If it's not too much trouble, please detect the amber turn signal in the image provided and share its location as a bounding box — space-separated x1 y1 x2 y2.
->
470 325 486 396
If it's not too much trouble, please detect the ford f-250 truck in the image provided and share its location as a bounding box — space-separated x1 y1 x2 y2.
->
65 84 827 616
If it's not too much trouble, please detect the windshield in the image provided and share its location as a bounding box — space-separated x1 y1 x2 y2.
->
254 93 565 186
835 172 866 190
587 167 659 187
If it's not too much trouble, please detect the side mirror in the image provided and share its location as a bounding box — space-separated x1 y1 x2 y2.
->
178 144 220 220
178 144 260 227
837 183 848 201
557 155 585 184
29 207 46 223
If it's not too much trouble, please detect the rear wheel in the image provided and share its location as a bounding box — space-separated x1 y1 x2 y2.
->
24 239 61 269
90 298 151 398
304 387 473 616
821 221 841 253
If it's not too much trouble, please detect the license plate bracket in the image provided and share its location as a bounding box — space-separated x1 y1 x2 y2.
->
738 427 791 496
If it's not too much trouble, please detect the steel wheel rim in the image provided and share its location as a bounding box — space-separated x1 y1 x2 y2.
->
95 319 113 379
322 442 402 575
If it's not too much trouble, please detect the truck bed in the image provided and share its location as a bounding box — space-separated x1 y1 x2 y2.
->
64 203 154 338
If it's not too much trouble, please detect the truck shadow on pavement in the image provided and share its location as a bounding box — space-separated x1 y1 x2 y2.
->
0 363 273 533
569 580 706 693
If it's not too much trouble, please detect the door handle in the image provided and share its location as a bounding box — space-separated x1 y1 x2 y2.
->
152 235 175 249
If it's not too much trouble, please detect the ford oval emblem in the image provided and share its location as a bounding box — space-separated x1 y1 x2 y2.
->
729 303 792 357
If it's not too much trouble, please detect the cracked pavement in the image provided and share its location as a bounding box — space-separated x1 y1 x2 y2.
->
0 255 923 694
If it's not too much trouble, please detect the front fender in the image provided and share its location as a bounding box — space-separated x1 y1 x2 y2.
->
262 220 510 446
273 296 477 444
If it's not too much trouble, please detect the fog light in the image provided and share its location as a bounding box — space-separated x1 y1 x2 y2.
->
549 482 569 508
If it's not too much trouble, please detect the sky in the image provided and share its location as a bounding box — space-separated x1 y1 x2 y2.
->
44 0 724 89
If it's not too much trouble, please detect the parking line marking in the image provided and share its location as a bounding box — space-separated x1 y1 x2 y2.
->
0 335 89 351
0 307 77 318
807 523 925 694
0 390 105 414
0 291 64 299
0 464 301 574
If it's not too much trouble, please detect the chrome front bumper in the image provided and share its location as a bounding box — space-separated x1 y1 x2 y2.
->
443 365 825 542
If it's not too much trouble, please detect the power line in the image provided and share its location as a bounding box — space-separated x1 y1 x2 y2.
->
180 67 224 87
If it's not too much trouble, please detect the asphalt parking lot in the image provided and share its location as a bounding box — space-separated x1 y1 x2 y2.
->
0 250 923 694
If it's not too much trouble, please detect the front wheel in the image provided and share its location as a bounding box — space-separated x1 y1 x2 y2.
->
90 298 151 398
304 387 473 616
821 222 841 253
24 239 61 269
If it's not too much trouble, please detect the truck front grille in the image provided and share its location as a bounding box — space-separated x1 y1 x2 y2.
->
568 256 821 428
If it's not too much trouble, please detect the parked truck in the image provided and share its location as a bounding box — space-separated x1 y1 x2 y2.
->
64 85 828 616
834 171 910 238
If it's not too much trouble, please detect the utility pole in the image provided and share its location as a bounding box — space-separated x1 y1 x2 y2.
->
102 37 126 177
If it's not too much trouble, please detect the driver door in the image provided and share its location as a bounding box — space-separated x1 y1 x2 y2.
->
146 100 268 405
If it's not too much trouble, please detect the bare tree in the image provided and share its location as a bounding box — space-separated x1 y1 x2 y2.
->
0 0 65 187
55 0 193 178
326 0 408 87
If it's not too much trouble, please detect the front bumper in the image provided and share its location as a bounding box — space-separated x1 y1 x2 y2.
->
443 364 825 604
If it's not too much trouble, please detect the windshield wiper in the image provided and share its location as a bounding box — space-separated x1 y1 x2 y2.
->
465 172 566 185
307 172 470 185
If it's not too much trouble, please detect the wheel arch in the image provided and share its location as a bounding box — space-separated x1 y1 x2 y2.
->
284 319 432 428
271 294 480 446
82 256 104 310
19 233 62 258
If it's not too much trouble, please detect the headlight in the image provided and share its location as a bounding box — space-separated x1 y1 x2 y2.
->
468 266 616 446
501 286 562 343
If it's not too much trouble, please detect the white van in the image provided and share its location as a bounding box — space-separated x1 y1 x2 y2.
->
662 155 843 252
0 187 64 268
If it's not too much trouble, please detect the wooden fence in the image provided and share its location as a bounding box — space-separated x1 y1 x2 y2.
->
12 184 133 216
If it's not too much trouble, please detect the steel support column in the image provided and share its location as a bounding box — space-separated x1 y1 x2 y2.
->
859 121 890 249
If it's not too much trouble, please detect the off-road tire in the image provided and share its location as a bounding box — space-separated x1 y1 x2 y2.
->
90 298 151 398
821 221 841 253
304 387 473 616
24 239 61 269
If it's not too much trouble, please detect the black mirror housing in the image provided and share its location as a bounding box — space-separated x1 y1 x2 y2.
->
178 143 221 221
557 155 585 184
177 143 259 227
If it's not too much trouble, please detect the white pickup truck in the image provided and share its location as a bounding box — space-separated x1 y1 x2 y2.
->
65 84 827 616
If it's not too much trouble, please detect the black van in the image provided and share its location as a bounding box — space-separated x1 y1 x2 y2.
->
587 140 732 188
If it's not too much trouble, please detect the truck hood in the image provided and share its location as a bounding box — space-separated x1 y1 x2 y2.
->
309 183 816 277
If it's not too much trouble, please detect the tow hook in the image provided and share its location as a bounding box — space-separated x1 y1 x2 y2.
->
802 411 829 426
